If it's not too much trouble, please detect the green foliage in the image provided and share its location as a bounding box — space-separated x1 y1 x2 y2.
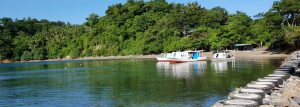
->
273 0 300 27
20 51 31 61
1 0 300 61
249 19 271 47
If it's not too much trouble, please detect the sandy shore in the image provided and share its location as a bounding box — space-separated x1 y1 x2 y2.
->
203 51 290 58
0 51 290 63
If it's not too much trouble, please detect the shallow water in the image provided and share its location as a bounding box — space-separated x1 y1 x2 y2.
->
0 58 283 107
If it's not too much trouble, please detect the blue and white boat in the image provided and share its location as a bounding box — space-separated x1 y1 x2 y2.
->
156 50 207 62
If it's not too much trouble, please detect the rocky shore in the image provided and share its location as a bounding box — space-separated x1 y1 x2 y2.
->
265 75 300 106
213 51 300 107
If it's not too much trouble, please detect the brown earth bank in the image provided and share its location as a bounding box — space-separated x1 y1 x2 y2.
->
5 55 157 63
0 59 13 63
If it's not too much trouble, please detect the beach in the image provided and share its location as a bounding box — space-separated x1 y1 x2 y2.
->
0 50 290 64
204 51 290 58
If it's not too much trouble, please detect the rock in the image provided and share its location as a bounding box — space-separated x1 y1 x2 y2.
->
229 93 263 105
257 78 280 87
279 65 295 69
212 99 226 107
292 97 300 105
276 69 295 74
252 81 275 89
259 105 274 107
240 88 266 98
262 98 272 105
273 71 291 79
246 84 273 94
224 99 259 107
268 74 289 80
263 77 284 86
223 105 245 107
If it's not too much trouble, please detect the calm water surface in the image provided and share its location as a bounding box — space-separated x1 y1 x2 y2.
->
0 58 283 107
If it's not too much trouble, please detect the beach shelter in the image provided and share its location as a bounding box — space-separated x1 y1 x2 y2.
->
234 44 253 51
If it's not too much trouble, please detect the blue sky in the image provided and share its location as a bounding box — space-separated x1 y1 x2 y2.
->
0 0 276 24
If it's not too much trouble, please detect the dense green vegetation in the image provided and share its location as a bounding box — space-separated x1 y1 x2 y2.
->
0 0 300 61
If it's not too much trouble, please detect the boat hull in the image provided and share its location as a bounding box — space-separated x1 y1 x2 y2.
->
157 50 207 63
157 57 207 63
211 57 235 61
168 58 207 63
156 57 171 62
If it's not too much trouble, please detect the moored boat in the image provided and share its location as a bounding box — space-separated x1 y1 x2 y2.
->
211 50 235 61
156 50 207 62
156 53 173 62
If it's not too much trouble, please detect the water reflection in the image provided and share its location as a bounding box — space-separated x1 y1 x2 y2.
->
156 61 207 78
211 61 236 73
0 59 284 107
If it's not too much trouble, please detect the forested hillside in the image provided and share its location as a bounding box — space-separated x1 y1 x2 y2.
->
0 0 299 61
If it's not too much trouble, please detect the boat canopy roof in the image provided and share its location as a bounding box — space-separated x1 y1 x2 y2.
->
234 44 252 47
183 50 204 52
213 50 230 53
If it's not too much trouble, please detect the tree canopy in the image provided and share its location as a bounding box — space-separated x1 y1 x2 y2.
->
1 0 300 61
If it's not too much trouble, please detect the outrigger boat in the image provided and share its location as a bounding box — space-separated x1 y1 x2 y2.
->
211 50 235 61
156 50 207 63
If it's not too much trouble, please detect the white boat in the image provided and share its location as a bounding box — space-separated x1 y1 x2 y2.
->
156 50 207 62
211 50 235 61
156 53 173 62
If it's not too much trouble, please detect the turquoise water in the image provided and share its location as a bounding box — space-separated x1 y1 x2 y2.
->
0 58 283 107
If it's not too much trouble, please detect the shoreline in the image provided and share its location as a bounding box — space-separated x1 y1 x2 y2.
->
16 55 157 63
0 51 290 64
203 51 290 58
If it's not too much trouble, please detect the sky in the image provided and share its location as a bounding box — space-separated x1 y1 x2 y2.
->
0 0 277 24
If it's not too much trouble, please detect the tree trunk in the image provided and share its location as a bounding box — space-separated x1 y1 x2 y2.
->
287 20 291 27
297 38 300 49
292 13 295 27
